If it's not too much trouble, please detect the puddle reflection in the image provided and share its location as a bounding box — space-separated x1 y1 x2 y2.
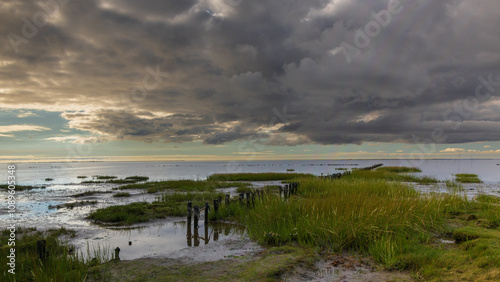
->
79 221 245 260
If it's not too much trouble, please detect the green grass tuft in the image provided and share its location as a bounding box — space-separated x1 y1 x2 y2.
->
455 173 482 183
377 166 422 173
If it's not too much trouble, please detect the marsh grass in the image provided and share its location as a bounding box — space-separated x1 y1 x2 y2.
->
93 175 117 180
0 227 111 282
48 200 98 209
377 166 422 173
349 169 438 184
117 179 251 193
207 172 315 181
71 191 113 197
209 171 499 280
88 192 224 225
113 192 131 197
0 184 43 191
455 173 482 183
82 176 149 184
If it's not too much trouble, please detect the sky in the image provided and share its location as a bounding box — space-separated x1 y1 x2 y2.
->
1 0 500 163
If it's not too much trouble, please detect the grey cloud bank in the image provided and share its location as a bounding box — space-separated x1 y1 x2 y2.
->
1 0 500 146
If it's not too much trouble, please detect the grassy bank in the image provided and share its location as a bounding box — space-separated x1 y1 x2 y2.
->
116 179 251 193
88 192 224 225
377 166 422 173
351 169 439 184
0 184 44 191
210 170 500 280
455 173 483 183
207 172 314 181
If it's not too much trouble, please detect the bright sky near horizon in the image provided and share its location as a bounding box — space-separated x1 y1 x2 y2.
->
1 0 500 163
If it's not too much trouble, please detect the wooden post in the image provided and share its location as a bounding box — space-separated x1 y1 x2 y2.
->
37 240 47 261
251 192 255 207
114 247 120 261
194 205 200 228
205 202 210 224
187 218 192 247
194 224 200 247
279 186 283 197
213 199 219 213
187 201 193 218
218 195 223 205
239 193 244 205
225 194 230 206
246 192 250 207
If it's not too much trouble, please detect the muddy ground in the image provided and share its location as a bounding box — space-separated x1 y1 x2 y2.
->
88 236 413 281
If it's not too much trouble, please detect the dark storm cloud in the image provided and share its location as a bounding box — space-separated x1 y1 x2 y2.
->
2 0 500 145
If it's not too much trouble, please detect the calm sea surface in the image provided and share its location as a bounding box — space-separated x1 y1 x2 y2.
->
8 159 500 186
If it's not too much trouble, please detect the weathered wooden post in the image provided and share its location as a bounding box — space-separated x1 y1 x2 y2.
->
214 226 219 242
246 192 250 207
205 202 210 224
239 193 244 205
218 195 223 206
225 194 230 206
194 205 200 228
279 186 283 197
187 220 192 247
114 247 120 261
213 199 219 214
37 240 47 261
187 201 193 219
194 224 200 247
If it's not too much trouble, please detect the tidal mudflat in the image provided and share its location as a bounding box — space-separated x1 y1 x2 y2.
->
1 161 500 281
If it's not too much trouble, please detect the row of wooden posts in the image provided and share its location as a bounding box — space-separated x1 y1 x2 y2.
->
186 182 301 228
35 183 303 262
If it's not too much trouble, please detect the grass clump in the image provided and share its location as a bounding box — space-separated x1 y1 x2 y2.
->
71 191 113 197
118 180 251 194
0 184 43 191
0 227 110 281
455 173 482 183
207 172 314 181
88 192 224 225
349 169 438 184
77 176 87 179
93 175 117 180
49 200 98 209
377 166 422 173
113 192 131 197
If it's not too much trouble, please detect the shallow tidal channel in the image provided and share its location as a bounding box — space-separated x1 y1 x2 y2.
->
0 182 248 261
